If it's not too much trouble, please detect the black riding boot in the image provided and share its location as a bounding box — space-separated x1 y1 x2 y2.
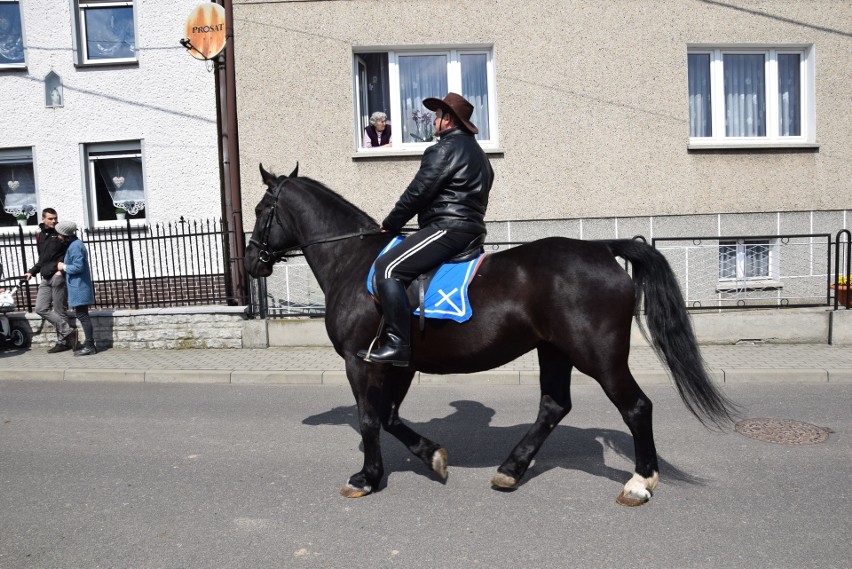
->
358 278 411 366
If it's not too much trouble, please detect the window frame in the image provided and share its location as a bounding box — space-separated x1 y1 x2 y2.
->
717 238 780 288
82 140 147 228
687 44 816 149
352 45 499 155
72 0 138 66
0 0 27 69
0 146 38 231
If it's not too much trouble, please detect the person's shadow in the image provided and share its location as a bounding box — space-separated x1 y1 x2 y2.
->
304 400 704 490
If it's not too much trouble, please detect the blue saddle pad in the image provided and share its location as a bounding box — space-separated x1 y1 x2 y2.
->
367 236 486 323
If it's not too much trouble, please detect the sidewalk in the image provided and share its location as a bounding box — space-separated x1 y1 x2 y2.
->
1 343 851 385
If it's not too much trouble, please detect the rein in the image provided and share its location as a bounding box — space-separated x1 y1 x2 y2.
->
249 180 383 263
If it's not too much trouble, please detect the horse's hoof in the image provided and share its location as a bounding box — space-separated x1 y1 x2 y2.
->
616 489 650 507
431 448 448 479
340 483 372 498
490 472 518 489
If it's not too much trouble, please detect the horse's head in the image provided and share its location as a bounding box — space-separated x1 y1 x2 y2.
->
245 163 300 277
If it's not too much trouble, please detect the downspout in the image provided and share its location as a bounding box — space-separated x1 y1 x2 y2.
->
216 0 247 305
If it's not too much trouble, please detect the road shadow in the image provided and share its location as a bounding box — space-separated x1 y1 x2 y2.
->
304 400 705 489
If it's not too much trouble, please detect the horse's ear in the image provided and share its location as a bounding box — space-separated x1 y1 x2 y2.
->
288 163 299 178
259 163 277 188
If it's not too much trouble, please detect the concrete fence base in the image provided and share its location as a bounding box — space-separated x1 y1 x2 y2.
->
6 306 851 349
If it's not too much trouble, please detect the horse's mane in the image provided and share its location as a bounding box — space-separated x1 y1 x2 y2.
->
279 174 380 230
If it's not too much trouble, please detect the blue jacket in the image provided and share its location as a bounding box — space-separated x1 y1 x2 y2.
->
63 237 95 307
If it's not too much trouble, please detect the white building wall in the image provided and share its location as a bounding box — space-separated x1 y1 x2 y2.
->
0 0 220 231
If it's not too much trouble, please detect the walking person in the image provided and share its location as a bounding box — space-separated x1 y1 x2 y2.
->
358 92 494 366
23 208 76 352
55 221 98 356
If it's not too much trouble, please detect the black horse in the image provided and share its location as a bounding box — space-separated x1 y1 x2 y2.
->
245 164 735 506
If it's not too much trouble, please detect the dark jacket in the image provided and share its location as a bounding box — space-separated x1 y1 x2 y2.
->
382 127 493 234
365 124 391 147
28 223 69 279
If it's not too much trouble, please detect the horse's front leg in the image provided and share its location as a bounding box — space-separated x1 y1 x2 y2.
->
340 359 386 498
379 366 448 480
492 344 572 489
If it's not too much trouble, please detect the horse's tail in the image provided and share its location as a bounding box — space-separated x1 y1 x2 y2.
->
603 239 738 428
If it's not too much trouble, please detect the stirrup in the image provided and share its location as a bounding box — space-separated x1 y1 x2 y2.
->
357 317 385 362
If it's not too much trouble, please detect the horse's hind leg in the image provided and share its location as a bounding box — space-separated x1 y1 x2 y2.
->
491 343 573 489
593 360 660 506
380 368 449 480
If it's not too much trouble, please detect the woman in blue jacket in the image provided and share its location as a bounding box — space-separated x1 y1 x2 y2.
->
56 221 97 356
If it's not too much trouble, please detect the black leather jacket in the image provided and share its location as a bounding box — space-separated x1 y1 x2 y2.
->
28 223 69 279
382 128 493 234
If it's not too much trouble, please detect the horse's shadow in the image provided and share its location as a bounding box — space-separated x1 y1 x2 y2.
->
304 400 704 489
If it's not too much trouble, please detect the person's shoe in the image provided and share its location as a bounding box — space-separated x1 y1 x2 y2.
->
48 342 71 353
63 328 79 350
358 278 411 367
73 342 98 357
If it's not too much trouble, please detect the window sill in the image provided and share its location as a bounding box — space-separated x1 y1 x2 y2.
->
689 140 819 151
716 279 783 292
352 146 505 160
74 60 139 69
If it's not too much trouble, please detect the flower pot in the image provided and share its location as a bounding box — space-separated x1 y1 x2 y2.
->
116 211 126 220
830 285 852 308
16 217 27 227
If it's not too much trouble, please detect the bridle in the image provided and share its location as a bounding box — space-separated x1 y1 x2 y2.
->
248 180 382 264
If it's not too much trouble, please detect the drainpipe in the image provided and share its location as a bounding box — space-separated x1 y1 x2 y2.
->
216 0 247 305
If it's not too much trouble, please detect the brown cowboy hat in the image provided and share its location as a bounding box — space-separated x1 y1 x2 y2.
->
423 92 478 135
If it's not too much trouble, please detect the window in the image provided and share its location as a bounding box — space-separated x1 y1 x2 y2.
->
73 0 137 65
83 141 147 226
354 47 497 151
688 46 815 147
719 239 777 281
0 0 25 68
0 148 37 228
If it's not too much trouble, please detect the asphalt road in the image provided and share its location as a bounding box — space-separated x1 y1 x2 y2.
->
1 381 849 569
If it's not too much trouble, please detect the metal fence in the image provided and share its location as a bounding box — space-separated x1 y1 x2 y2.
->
249 232 852 317
0 218 237 311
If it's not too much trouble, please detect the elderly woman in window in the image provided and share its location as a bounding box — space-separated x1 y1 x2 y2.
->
363 112 392 148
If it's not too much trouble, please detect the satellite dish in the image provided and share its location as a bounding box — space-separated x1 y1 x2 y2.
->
182 3 227 60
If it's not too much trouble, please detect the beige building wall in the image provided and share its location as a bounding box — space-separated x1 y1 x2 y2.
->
232 0 850 230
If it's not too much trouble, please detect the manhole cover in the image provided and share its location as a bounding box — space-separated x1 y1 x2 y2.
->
735 418 832 445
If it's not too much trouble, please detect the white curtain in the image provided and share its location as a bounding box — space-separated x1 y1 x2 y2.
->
461 54 490 140
0 163 36 216
724 54 765 137
687 54 712 137
399 55 447 142
96 156 145 213
778 54 801 136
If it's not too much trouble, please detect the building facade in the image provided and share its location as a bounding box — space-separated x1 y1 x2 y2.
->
0 0 221 233
231 0 850 309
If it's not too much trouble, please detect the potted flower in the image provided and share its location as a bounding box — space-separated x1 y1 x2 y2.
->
831 275 851 308
115 207 127 220
15 213 27 227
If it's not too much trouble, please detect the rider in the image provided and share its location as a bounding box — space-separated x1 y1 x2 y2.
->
359 92 494 366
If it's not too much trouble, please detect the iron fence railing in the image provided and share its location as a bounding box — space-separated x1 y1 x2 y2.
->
0 217 237 311
249 232 852 318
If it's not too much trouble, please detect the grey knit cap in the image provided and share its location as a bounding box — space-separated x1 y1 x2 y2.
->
55 221 78 236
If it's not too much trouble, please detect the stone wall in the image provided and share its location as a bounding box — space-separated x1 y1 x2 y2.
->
10 306 249 350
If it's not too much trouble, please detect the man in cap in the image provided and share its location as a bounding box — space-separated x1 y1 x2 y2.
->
358 92 494 366
24 208 76 352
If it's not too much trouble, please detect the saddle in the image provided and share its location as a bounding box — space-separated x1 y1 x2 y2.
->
368 234 487 330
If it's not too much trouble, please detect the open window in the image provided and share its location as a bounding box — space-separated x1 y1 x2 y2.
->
353 47 497 152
